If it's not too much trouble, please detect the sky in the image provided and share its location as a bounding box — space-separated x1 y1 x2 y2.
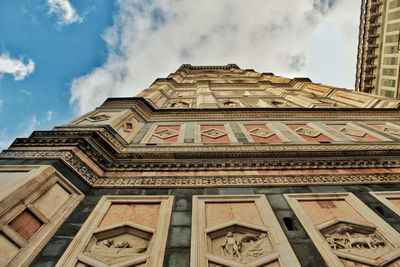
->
0 0 361 150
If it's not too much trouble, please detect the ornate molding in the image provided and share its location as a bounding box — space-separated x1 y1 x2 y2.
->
2 150 400 188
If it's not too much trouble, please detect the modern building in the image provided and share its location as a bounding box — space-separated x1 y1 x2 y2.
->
356 0 400 98
1 64 400 267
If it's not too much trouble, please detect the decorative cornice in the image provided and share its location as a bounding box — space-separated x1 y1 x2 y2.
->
2 150 400 188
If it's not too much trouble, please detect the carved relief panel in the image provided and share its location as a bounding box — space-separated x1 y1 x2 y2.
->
370 191 400 217
191 195 300 267
57 196 173 267
285 193 400 266
0 165 83 267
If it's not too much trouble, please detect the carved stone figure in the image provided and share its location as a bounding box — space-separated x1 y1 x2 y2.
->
220 232 242 258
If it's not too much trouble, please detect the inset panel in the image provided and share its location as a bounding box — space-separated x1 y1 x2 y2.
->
285 193 400 267
0 165 83 267
191 195 300 267
57 196 173 267
370 191 400 216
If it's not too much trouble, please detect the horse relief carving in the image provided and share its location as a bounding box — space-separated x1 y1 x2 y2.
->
323 224 385 251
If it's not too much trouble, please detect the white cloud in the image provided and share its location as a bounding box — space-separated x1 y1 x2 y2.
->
0 98 3 112
0 54 35 81
48 0 82 26
70 0 360 114
46 110 54 122
19 89 32 96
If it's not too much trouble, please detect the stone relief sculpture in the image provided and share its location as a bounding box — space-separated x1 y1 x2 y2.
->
216 230 272 263
220 232 242 258
323 224 386 251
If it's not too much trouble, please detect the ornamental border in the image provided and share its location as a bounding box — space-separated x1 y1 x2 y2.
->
2 150 400 188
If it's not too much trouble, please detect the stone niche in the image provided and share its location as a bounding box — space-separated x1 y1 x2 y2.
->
0 165 83 267
57 196 173 267
285 193 400 267
191 195 300 267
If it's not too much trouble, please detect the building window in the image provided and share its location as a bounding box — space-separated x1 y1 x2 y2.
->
383 90 395 98
384 46 398 54
382 68 397 76
388 10 400 20
389 0 400 9
383 57 398 65
381 78 396 87
386 22 400 32
385 35 399 43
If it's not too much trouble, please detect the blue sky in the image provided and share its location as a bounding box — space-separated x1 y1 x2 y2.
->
0 0 115 149
0 0 360 150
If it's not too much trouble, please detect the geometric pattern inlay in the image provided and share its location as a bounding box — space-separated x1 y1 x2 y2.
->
340 126 367 138
152 129 179 139
248 128 274 138
86 114 111 122
201 128 228 139
295 127 321 138
383 127 400 136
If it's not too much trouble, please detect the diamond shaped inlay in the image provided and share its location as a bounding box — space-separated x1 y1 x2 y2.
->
170 101 190 108
223 101 240 107
201 128 227 139
123 122 134 132
340 127 367 138
87 114 111 122
383 127 400 136
295 127 321 138
249 128 274 138
153 129 179 139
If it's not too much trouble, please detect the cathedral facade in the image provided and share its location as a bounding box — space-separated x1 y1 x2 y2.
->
1 64 400 266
